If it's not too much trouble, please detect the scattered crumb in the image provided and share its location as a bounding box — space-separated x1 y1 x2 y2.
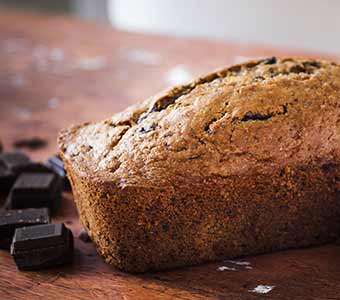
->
165 65 193 86
48 97 60 109
249 285 275 294
125 49 161 65
217 266 237 272
76 57 107 71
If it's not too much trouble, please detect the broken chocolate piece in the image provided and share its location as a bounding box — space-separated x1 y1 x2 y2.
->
13 137 47 150
78 228 91 243
0 152 31 192
0 208 50 249
46 155 71 191
0 168 15 193
0 152 31 174
6 173 62 214
0 152 53 176
10 223 73 270
0 160 55 194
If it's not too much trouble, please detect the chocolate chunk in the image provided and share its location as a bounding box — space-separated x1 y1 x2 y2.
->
321 162 339 171
0 208 50 249
303 61 321 69
0 152 52 176
0 168 15 193
0 152 31 192
10 223 73 270
13 137 47 150
6 173 62 214
0 160 55 195
241 111 273 122
228 65 242 73
262 57 277 65
46 155 71 191
78 228 91 243
289 65 306 74
162 223 170 232
0 152 31 174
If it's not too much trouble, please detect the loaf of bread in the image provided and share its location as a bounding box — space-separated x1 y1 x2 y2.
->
59 57 340 273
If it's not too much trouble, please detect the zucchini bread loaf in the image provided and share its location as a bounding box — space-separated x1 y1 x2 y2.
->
59 57 340 273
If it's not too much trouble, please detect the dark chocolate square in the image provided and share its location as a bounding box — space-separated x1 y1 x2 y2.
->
0 165 15 192
0 208 50 249
0 152 31 173
10 223 73 270
0 152 59 195
0 152 32 192
13 222 65 250
7 173 62 214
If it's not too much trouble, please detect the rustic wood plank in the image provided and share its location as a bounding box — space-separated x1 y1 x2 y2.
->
0 8 339 300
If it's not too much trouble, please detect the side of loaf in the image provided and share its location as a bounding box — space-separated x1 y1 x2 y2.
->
59 57 340 273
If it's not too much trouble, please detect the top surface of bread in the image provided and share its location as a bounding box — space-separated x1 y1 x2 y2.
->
59 57 340 189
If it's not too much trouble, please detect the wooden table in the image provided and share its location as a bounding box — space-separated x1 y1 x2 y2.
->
0 9 339 300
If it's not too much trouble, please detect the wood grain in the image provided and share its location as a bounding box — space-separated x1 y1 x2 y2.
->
0 8 340 300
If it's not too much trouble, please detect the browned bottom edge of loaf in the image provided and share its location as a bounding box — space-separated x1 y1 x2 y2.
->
64 158 340 273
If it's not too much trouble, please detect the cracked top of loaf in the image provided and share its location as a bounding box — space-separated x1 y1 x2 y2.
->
59 57 340 188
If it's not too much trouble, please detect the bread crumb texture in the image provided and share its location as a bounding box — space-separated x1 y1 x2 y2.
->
59 57 340 272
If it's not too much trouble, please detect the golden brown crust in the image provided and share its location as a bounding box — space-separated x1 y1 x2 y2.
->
59 57 340 272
